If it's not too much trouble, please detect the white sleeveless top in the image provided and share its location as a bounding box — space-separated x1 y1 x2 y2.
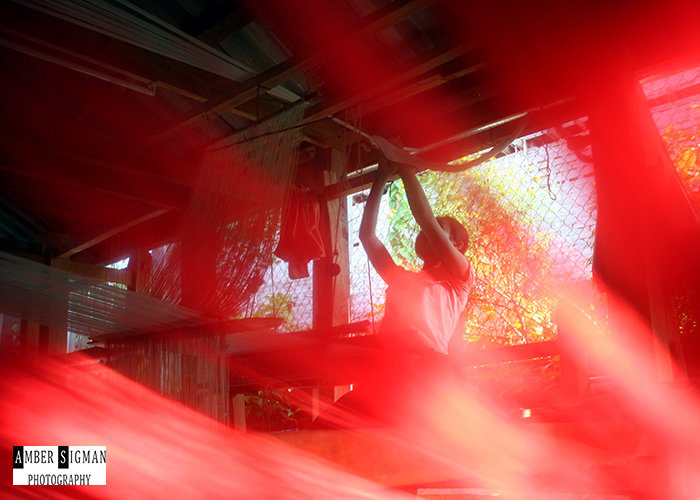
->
379 263 474 354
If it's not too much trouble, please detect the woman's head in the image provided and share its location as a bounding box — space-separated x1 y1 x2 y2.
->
437 216 469 253
415 216 469 265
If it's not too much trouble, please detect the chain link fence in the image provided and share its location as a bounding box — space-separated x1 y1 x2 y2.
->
249 258 314 332
348 127 598 348
643 66 700 209
252 64 700 343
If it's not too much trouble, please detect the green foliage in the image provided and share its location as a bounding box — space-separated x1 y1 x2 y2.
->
244 389 310 432
251 292 301 331
386 181 420 269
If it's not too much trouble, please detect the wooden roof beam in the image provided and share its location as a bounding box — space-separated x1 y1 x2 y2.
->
1 3 349 151
0 158 190 211
55 208 170 259
301 39 484 126
227 98 355 151
322 98 584 200
196 5 257 47
147 0 436 143
0 2 240 102
50 258 132 286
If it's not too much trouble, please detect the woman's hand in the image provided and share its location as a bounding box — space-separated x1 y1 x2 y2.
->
376 150 398 178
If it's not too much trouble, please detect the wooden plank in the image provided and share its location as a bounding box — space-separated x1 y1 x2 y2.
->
51 258 132 286
196 5 257 47
0 2 239 102
1 4 353 151
0 157 190 210
148 0 436 142
232 393 247 432
274 421 648 488
222 317 285 332
56 209 170 259
128 249 153 295
89 317 284 344
301 40 483 125
457 340 559 367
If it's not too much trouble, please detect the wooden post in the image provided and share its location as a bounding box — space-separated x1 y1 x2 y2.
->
555 305 590 397
128 248 152 295
313 147 350 330
232 393 246 432
647 257 687 381
585 44 699 383
43 254 68 356
310 386 336 421
310 147 352 417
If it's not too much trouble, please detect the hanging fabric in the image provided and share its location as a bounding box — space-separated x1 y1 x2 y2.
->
274 185 325 279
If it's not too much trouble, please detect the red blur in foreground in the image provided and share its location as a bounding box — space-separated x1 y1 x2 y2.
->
2 293 700 499
0 354 412 500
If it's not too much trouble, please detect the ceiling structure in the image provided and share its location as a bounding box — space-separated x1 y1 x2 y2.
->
1 0 700 266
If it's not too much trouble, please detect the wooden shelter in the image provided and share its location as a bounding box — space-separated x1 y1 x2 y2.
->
2 0 700 497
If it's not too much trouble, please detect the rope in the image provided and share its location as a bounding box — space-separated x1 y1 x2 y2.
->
371 115 530 173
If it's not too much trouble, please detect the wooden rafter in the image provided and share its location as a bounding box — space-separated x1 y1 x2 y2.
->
55 208 171 259
0 158 190 210
0 2 237 102
51 258 133 285
322 96 584 200
0 1 348 151
196 5 257 47
300 39 483 126
147 0 436 143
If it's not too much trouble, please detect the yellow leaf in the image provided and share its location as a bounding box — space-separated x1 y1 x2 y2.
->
678 147 696 170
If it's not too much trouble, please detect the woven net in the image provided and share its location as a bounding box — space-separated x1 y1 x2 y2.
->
151 104 307 319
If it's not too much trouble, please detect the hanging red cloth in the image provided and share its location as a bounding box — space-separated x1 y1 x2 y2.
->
274 185 326 279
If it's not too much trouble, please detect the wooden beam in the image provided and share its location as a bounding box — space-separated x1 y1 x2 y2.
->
51 258 132 285
148 0 436 142
354 59 495 128
321 100 583 200
0 3 351 151
74 210 183 266
225 94 354 151
0 154 190 210
0 2 239 102
128 249 152 295
196 5 257 47
208 113 352 153
301 40 483 125
313 148 350 330
55 208 170 259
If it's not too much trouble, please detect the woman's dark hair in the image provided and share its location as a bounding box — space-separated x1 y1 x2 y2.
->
437 216 469 254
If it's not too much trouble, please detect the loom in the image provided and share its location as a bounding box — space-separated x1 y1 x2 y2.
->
3 0 700 497
0 98 309 423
